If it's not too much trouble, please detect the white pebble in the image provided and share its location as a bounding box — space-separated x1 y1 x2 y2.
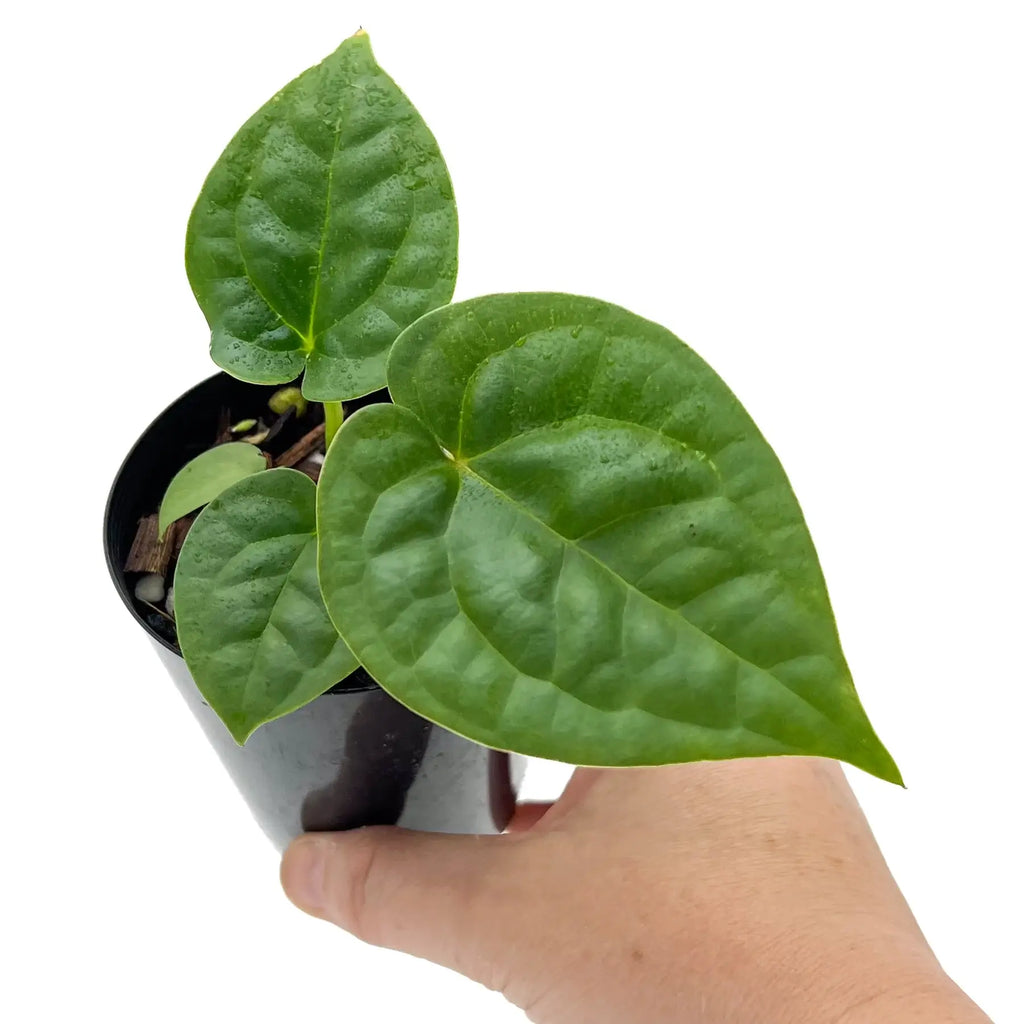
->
165 586 175 618
135 574 165 603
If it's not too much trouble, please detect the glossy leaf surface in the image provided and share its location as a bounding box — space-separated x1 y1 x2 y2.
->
158 442 266 538
186 31 458 401
176 469 357 743
317 294 900 782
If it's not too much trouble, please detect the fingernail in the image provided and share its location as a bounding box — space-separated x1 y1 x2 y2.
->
282 838 328 914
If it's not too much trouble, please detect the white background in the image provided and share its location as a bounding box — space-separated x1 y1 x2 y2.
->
2 1 1020 1020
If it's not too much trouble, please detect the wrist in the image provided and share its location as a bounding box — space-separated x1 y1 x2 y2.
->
758 922 990 1024
830 973 991 1023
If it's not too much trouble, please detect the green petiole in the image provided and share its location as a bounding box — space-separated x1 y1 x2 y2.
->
323 401 345 449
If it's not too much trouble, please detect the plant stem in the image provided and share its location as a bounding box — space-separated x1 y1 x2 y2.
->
323 401 345 449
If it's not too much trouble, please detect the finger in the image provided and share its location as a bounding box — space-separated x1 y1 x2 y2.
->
506 802 553 832
280 827 517 979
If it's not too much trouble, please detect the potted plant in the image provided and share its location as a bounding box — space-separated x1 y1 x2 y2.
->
105 30 900 850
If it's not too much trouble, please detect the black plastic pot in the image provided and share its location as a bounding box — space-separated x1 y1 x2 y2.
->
104 373 522 851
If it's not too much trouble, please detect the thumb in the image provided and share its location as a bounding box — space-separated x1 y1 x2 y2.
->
280 827 515 979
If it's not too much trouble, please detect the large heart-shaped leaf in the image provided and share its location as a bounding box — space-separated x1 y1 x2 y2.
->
185 31 458 401
317 293 900 782
175 468 357 743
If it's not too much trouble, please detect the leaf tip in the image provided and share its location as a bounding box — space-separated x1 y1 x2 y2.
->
848 736 904 787
156 505 174 542
885 759 906 789
228 718 257 747
343 26 371 50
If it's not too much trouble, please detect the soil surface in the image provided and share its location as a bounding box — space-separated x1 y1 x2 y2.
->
124 394 330 651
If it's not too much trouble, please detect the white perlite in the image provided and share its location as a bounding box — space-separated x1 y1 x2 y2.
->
134 573 165 604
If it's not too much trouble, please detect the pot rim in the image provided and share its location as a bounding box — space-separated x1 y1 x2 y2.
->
103 373 221 655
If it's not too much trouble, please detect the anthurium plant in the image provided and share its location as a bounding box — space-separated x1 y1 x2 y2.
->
165 31 900 785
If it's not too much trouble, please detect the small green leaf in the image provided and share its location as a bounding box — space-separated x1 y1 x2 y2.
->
317 293 901 783
158 442 266 538
185 30 458 401
175 469 358 744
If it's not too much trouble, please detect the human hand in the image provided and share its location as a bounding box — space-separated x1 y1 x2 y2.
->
280 757 990 1023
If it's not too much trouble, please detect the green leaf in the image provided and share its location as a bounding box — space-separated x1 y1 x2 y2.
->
317 293 901 783
175 468 358 744
185 30 458 401
158 442 267 538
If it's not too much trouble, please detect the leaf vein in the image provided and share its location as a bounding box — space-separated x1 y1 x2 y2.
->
457 463 834 726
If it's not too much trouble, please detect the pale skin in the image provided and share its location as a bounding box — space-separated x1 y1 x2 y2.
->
280 757 991 1023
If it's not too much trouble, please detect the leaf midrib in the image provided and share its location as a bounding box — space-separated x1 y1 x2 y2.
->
435 576 798 757
304 116 347 351
453 461 836 728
